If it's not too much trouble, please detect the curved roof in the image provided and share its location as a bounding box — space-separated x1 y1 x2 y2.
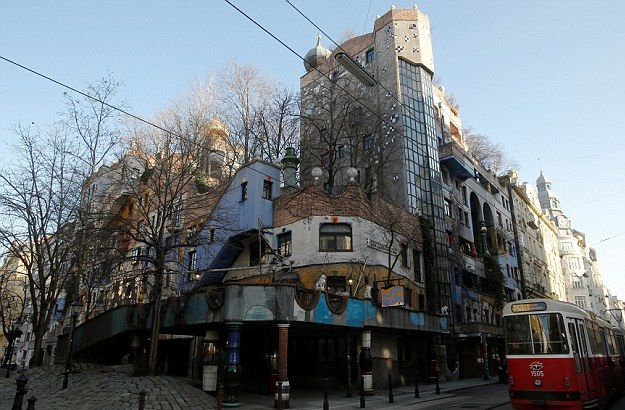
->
304 34 332 72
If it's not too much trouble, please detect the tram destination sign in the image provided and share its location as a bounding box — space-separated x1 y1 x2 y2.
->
511 301 547 313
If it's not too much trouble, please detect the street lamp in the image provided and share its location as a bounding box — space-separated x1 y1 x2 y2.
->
62 301 83 389
269 257 280 282
348 276 354 296
334 52 377 87
4 318 23 378
479 221 489 257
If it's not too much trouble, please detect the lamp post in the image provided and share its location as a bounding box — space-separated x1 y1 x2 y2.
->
270 257 280 282
62 301 82 389
348 277 354 296
479 221 489 257
4 319 22 378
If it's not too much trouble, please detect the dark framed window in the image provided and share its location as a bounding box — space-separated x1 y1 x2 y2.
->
277 232 292 256
337 145 345 158
319 223 352 252
401 244 409 267
263 179 273 200
250 240 265 266
366 48 375 63
413 250 423 282
187 250 197 271
363 134 373 151
173 200 183 227
241 181 248 201
444 198 452 217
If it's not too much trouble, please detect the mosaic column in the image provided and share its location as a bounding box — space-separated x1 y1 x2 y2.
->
275 323 290 408
359 330 374 395
223 322 243 407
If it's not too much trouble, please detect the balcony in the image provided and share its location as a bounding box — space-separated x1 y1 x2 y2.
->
439 142 474 181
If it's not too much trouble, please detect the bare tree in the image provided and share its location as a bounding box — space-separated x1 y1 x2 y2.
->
217 59 274 165
253 85 300 164
0 124 82 366
464 129 518 175
0 250 28 366
104 92 232 373
366 199 422 284
300 68 402 197
59 74 128 319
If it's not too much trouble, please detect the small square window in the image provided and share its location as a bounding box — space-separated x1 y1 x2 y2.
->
278 232 292 257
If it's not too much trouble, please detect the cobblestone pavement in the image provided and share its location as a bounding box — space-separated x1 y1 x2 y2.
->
1 363 505 410
0 364 216 410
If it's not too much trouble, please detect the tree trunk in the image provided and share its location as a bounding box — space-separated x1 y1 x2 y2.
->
147 281 163 375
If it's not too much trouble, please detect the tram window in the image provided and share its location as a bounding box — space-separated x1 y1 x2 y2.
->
530 314 569 354
616 334 625 356
568 322 582 373
505 313 568 355
606 330 618 356
586 321 607 355
504 316 532 355
598 329 609 356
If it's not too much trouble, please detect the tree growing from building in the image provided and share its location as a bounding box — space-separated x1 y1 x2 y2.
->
300 66 402 197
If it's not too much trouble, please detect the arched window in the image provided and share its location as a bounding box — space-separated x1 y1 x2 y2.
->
319 223 352 252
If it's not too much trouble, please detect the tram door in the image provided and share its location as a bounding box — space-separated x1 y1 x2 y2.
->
567 318 596 401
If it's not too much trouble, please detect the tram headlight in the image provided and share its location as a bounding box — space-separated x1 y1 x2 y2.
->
509 376 514 386
563 377 570 388
534 379 542 387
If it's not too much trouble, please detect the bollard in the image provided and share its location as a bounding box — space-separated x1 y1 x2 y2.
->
323 377 329 410
62 369 69 390
26 397 37 410
414 370 420 398
435 368 440 395
216 383 224 410
12 375 28 410
138 389 146 410
388 374 394 403
359 376 366 408
275 380 283 410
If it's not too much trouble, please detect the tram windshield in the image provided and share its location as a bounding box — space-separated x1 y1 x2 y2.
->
504 313 569 355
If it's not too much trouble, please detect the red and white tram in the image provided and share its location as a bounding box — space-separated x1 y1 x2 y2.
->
503 298 625 409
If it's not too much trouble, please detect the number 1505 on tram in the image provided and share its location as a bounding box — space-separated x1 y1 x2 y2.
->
503 299 625 409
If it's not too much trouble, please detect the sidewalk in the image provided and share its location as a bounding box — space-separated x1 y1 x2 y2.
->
0 363 503 409
238 377 503 409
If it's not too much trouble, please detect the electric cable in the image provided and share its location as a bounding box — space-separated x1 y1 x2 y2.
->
223 0 398 136
0 55 279 182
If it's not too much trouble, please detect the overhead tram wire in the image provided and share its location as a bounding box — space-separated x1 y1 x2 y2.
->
0 55 173 138
223 0 398 135
363 0 374 34
0 54 278 182
283 0 420 117
590 231 625 247
567 188 625 210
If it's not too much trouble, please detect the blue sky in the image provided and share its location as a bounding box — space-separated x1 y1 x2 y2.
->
2 1 624 299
